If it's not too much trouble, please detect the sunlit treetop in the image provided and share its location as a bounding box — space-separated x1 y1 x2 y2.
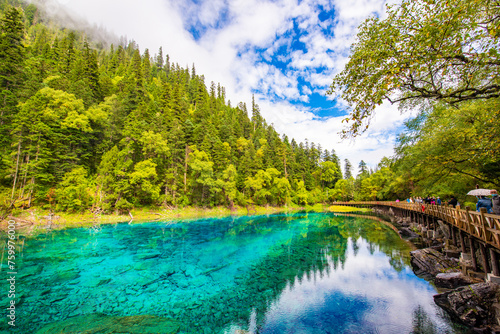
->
328 0 500 137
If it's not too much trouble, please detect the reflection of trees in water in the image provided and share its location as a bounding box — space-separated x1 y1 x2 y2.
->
411 305 469 334
331 215 411 272
411 305 438 334
174 213 413 332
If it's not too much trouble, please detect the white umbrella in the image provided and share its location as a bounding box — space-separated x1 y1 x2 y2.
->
467 188 492 196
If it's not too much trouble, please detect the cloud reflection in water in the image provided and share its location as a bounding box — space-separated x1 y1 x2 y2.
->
254 238 456 334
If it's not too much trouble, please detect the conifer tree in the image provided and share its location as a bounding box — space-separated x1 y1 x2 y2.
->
0 6 25 147
344 159 353 179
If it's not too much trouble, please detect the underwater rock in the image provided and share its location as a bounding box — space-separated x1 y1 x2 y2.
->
87 257 106 265
399 227 420 239
410 248 459 276
434 272 483 289
433 282 499 328
136 251 162 260
35 313 181 334
169 273 189 289
18 264 44 279
54 270 81 284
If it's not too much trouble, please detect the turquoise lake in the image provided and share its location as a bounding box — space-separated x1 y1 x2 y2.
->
1 212 467 333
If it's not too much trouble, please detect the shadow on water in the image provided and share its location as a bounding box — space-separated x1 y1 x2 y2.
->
0 212 469 333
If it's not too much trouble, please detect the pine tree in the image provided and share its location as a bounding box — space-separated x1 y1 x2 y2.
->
0 6 25 145
82 40 102 103
344 159 353 179
156 46 164 68
251 95 262 131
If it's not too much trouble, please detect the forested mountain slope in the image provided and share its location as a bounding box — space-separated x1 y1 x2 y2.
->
0 0 346 213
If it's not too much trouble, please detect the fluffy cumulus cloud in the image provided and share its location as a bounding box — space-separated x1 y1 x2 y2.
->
50 0 407 169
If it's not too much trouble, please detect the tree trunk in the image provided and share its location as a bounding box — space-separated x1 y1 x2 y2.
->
28 138 41 207
283 155 287 178
11 139 22 201
184 144 189 194
164 180 169 206
20 152 30 199
172 166 177 204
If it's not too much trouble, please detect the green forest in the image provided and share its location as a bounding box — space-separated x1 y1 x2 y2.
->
1 0 499 215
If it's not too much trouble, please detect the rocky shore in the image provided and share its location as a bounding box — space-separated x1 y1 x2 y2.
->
373 207 500 333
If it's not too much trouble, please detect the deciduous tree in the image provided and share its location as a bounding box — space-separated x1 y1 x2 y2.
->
329 0 500 137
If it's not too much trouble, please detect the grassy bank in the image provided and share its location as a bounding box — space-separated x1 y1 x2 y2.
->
1 204 370 236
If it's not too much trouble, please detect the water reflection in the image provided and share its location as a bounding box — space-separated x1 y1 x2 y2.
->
253 238 452 334
0 213 465 333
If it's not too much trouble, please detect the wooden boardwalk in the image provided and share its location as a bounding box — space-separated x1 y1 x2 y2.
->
334 201 500 277
333 201 500 250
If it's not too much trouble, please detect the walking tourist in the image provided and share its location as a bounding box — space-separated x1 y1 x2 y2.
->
491 190 500 215
476 196 493 213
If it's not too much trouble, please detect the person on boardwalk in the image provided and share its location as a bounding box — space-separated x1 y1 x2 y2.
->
476 196 493 213
491 190 500 215
448 196 458 208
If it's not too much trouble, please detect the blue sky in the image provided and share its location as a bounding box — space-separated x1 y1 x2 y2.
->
51 0 409 170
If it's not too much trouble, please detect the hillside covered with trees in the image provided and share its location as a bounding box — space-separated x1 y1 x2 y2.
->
2 0 498 217
1 0 353 215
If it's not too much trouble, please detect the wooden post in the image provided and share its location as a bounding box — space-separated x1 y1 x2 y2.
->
469 237 478 272
451 226 457 247
479 243 490 274
479 207 491 242
464 206 472 233
490 249 500 277
459 230 467 253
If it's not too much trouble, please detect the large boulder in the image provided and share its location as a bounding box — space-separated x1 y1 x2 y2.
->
399 227 420 239
433 282 499 328
434 272 483 289
410 248 459 276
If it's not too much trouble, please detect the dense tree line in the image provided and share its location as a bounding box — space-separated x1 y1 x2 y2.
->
0 1 353 214
329 0 500 205
4 0 494 214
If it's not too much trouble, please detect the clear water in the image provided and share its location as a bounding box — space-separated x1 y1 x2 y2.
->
0 212 466 333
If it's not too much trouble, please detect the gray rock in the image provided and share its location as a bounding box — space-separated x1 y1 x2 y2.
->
410 248 459 276
444 249 461 259
435 272 483 289
399 227 420 239
434 282 499 328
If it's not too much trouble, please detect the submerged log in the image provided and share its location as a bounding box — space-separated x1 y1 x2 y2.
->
410 248 459 276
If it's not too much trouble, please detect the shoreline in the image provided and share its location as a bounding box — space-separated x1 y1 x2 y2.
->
1 204 371 236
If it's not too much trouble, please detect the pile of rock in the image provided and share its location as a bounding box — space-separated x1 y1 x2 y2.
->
410 247 500 333
372 205 500 332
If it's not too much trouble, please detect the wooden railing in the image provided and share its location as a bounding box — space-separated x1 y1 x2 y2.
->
333 201 500 249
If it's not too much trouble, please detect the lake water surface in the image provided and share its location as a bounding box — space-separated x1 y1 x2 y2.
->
1 212 467 333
